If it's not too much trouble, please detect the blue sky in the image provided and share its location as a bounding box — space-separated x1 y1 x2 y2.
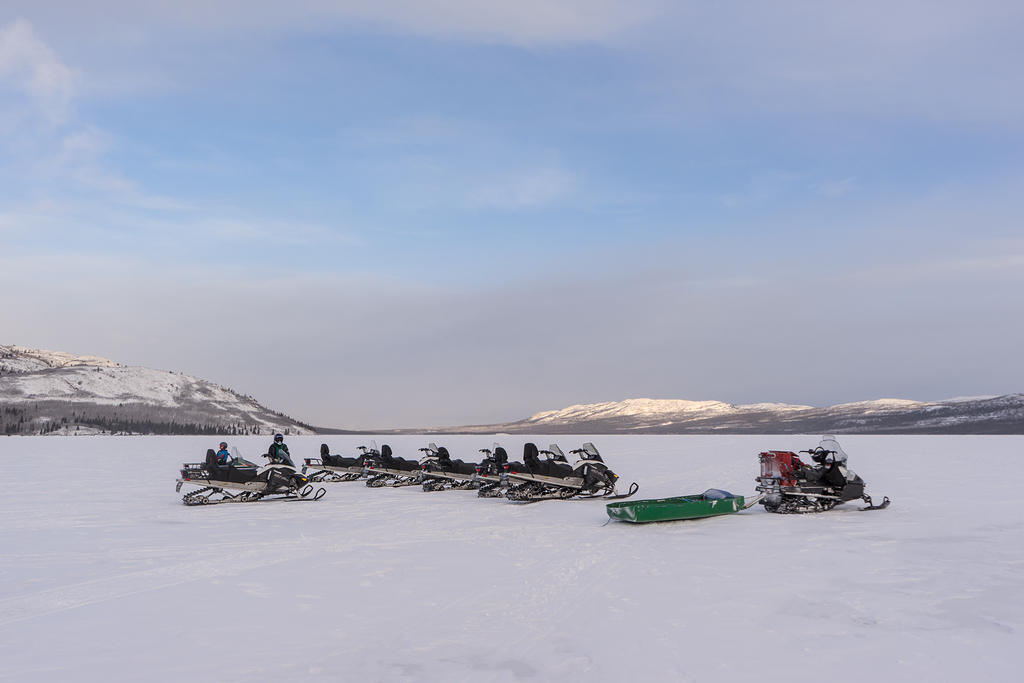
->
2 2 1023 427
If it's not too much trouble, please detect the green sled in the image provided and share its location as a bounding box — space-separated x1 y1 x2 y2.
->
606 489 760 524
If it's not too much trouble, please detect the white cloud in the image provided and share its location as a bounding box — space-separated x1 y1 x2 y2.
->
5 2 1021 125
0 19 74 122
0 20 310 243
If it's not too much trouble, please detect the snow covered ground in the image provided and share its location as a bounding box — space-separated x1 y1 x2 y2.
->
1 435 1020 682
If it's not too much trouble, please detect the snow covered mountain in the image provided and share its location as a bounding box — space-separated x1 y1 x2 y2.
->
0 345 315 436
437 395 1024 434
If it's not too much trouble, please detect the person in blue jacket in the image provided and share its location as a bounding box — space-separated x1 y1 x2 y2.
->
216 442 232 465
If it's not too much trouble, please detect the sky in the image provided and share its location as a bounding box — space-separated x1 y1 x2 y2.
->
2 1 1023 428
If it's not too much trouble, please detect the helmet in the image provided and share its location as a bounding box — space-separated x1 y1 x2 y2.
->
219 442 228 449
274 434 284 442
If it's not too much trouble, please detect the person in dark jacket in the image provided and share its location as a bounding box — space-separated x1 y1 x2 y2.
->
267 434 295 467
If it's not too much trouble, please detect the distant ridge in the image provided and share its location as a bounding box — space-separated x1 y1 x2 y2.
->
0 345 315 436
5 345 1021 435
407 395 1024 435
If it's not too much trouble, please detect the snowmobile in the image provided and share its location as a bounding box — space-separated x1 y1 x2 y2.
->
363 443 424 488
503 442 638 502
474 445 510 498
419 443 482 491
755 436 890 513
176 447 326 505
302 443 370 483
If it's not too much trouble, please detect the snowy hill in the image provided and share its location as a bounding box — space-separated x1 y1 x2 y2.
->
0 345 314 436
436 395 1024 434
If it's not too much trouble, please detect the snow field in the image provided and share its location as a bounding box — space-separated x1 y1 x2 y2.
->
0 434 1021 682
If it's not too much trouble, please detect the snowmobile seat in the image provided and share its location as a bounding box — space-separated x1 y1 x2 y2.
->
206 449 233 479
546 460 574 478
319 442 357 468
436 446 455 469
493 447 508 466
523 443 542 473
524 442 572 478
320 443 357 467
320 443 339 466
380 445 418 471
376 444 397 468
450 459 477 475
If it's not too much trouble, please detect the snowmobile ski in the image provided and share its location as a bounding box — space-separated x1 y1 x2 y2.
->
600 481 640 500
861 494 891 511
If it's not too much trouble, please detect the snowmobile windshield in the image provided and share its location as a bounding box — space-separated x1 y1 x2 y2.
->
581 442 603 461
818 436 848 464
428 442 438 454
230 446 257 468
547 444 567 461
